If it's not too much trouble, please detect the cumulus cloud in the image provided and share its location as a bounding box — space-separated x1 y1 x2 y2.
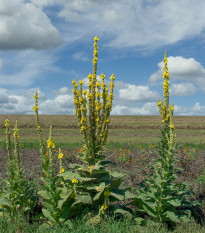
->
118 84 160 102
149 56 205 86
52 87 70 95
0 87 75 115
174 102 205 116
28 0 205 51
0 0 62 50
170 83 197 96
112 102 158 115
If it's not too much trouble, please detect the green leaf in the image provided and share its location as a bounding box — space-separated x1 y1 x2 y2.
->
114 208 133 220
42 208 56 223
135 217 146 225
111 171 124 179
165 211 181 223
58 206 72 220
0 198 10 208
124 190 136 199
38 190 51 200
110 189 125 201
73 193 92 206
58 191 73 209
98 160 115 166
168 199 182 207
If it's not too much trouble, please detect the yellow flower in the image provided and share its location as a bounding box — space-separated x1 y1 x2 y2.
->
33 106 39 112
96 81 101 87
100 204 108 215
110 74 116 80
81 126 86 131
87 74 92 80
96 186 101 191
170 124 174 129
59 168 65 174
72 79 77 85
82 90 87 94
72 178 78 184
58 152 63 159
5 119 10 127
33 91 39 99
79 80 83 85
87 93 93 100
94 35 99 42
47 139 55 148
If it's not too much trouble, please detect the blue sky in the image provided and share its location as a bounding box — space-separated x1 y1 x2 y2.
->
1 0 205 115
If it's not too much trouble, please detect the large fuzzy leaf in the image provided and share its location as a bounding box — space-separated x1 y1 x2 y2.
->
42 208 56 223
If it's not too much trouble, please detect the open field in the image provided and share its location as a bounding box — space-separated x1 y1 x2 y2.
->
0 115 205 144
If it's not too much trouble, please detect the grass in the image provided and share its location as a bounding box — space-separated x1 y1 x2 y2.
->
1 213 205 233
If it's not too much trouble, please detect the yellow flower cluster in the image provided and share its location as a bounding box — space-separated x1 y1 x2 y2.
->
47 139 55 148
100 204 108 215
72 178 78 184
59 167 65 174
33 90 40 113
5 119 10 127
72 36 116 165
158 51 176 151
58 152 63 159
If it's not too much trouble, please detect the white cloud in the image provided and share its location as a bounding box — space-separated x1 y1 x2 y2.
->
174 102 205 115
118 84 160 102
149 56 205 87
0 87 75 114
0 0 62 50
29 0 205 51
72 52 89 61
112 102 158 115
170 83 197 96
53 87 70 95
0 50 59 87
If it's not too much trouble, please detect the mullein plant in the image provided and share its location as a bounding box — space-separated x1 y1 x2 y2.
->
134 52 194 226
0 120 37 217
72 36 115 166
33 92 77 225
69 36 135 222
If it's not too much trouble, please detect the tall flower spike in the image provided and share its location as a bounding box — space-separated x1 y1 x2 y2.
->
72 36 116 165
33 90 45 158
5 119 11 162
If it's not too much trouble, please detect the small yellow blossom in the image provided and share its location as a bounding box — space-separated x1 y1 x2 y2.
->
110 74 116 80
59 168 65 174
5 119 10 127
100 204 108 215
33 91 39 99
96 186 101 191
33 106 39 112
58 152 63 159
170 124 174 129
94 35 99 42
82 90 87 94
72 178 78 184
79 80 83 85
47 139 55 148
